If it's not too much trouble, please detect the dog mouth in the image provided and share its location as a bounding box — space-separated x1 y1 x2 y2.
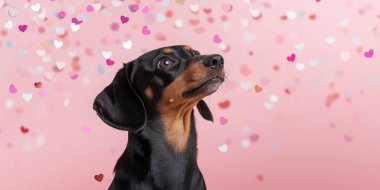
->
182 76 224 98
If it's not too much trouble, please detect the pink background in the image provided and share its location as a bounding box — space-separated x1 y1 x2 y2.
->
1 0 380 189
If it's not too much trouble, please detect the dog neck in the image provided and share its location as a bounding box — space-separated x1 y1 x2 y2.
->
110 110 205 189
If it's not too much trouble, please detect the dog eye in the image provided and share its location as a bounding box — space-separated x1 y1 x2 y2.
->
158 58 175 70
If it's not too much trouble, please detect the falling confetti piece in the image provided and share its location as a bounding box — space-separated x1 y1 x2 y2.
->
287 53 296 62
364 49 374 58
34 82 42 89
120 16 130 24
325 92 339 108
141 26 151 35
213 34 222 43
106 59 115 66
218 100 230 109
9 84 17 94
219 116 228 125
94 173 104 182
218 144 228 153
21 126 29 134
254 85 263 93
18 25 27 32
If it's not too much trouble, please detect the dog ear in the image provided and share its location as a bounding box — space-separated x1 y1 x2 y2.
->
196 99 213 122
93 62 147 132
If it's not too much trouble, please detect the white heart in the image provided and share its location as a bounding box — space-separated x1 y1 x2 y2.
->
189 4 199 13
294 43 304 50
92 3 103 11
122 40 133 49
8 7 17 17
286 10 297 20
42 55 51 63
156 13 166 22
64 99 70 107
308 59 319 67
55 27 66 35
102 51 112 59
295 63 305 71
269 95 279 103
36 49 46 56
4 20 13 29
174 19 184 28
5 99 15 109
31 3 41 12
112 0 121 7
23 93 33 102
36 135 46 147
241 18 250 27
241 140 250 149
264 102 273 110
351 37 361 46
44 71 55 81
240 81 253 91
55 61 66 70
0 0 5 8
340 19 350 27
325 36 335 45
53 40 63 49
71 23 80 32
340 51 351 61
249 9 261 18
67 51 77 57
218 42 227 51
218 144 228 153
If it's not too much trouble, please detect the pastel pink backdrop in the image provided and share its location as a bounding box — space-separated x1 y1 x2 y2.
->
1 0 380 189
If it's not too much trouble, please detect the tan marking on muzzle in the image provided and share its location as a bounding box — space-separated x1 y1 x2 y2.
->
144 86 153 100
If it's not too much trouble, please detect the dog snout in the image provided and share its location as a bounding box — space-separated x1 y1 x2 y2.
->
204 54 224 70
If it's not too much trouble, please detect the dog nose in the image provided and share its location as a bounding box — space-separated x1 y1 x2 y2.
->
205 55 224 70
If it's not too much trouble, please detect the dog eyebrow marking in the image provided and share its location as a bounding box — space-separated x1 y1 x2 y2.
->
162 48 173 54
144 86 154 100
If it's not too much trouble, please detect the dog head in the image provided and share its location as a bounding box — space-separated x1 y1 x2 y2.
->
93 45 225 133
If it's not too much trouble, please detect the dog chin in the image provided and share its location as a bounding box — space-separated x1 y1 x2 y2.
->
182 78 223 98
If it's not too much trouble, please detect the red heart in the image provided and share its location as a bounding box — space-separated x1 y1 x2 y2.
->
189 19 200 26
94 173 103 182
256 174 264 182
34 82 43 89
203 8 212 14
218 100 230 109
309 14 316 20
21 126 29 134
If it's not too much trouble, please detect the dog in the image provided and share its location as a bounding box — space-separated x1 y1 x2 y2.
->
93 45 225 190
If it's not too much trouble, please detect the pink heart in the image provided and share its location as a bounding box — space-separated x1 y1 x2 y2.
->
86 5 94 12
343 135 353 142
141 6 149 14
120 16 129 24
364 49 374 58
287 53 296 62
106 59 115 66
240 64 252 76
58 11 66 19
222 4 233 12
129 4 139 12
70 74 79 80
219 116 228 125
249 134 260 142
213 34 222 43
9 84 17 93
142 26 151 35
18 25 27 32
38 89 48 97
71 17 83 25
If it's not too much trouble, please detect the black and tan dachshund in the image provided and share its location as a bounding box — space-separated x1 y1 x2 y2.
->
93 45 225 190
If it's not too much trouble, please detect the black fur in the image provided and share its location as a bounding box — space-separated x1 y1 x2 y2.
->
93 45 224 190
